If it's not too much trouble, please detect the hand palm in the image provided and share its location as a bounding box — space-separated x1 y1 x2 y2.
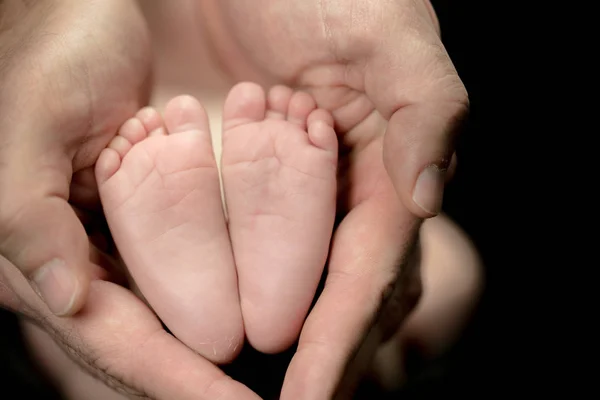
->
1 2 257 399
201 0 461 396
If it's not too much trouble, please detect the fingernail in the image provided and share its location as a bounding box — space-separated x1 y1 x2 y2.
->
31 259 78 316
412 165 446 215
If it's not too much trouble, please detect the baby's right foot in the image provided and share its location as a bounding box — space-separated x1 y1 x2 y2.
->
96 96 243 364
221 83 338 353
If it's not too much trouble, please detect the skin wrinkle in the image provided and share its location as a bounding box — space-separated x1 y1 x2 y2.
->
105 171 169 218
0 200 43 264
143 211 202 246
33 319 124 397
99 140 225 237
355 1 466 126
66 307 156 398
317 0 334 56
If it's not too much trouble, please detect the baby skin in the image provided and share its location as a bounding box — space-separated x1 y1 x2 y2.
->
96 83 338 360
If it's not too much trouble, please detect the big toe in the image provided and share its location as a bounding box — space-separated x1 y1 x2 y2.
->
223 82 266 131
164 95 210 135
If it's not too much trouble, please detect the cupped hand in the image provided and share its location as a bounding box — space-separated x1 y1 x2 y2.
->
0 1 258 398
202 0 468 397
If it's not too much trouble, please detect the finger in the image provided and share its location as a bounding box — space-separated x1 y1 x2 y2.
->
281 179 419 399
58 280 261 400
363 19 468 217
0 146 91 316
401 215 482 355
382 99 467 217
370 215 483 392
6 262 261 400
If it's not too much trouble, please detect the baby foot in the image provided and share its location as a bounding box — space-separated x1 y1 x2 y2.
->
221 83 338 353
96 96 243 363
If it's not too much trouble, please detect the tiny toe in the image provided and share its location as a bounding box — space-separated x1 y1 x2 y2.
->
266 85 293 120
148 126 167 137
307 109 338 152
307 108 334 128
118 117 147 145
223 82 266 130
164 95 210 135
95 148 121 184
287 91 316 129
108 135 133 159
136 107 165 137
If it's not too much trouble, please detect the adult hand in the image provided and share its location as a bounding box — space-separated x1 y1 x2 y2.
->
0 1 258 399
201 0 468 397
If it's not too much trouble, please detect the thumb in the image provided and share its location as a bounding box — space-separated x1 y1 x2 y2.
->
0 148 90 316
362 8 468 217
383 99 468 217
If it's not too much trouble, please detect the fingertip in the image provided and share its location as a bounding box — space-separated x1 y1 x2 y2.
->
383 109 457 219
95 148 121 184
411 165 446 217
308 120 338 154
30 258 89 316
